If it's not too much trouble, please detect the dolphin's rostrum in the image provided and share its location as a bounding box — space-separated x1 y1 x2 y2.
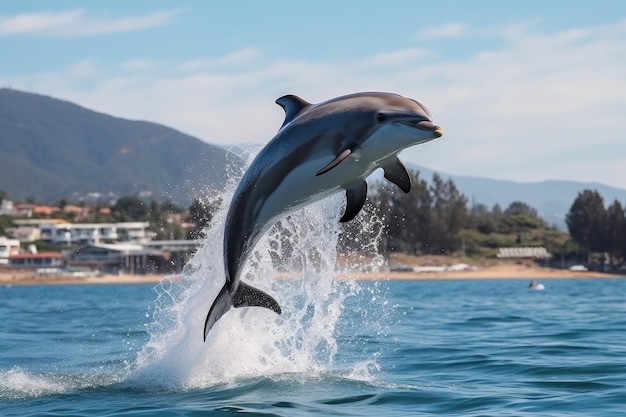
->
204 92 443 340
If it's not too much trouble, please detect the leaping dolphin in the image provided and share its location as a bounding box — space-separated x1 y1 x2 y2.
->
204 92 443 340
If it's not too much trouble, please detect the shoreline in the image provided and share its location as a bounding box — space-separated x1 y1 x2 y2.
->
1 263 622 286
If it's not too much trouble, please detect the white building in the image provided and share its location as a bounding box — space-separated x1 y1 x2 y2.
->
39 222 152 246
0 199 14 216
496 247 552 259
70 243 164 274
5 226 41 243
0 236 20 265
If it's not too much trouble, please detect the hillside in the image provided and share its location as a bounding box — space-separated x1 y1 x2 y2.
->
0 88 244 204
2 88 625 223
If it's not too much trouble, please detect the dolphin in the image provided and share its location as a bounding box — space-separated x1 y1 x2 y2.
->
203 92 443 340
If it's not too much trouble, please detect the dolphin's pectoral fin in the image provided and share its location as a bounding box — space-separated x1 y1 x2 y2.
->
204 283 233 341
233 281 282 314
382 157 412 193
316 148 352 176
340 180 368 222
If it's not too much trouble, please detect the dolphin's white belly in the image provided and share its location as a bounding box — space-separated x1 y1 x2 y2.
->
255 153 375 230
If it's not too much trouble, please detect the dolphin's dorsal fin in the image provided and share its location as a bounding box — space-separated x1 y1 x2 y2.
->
382 156 412 193
275 94 311 127
340 180 368 222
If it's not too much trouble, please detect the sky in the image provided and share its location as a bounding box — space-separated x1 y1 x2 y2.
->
2 1 626 188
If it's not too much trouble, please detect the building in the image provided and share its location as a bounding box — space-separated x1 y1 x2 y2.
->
13 204 58 217
0 237 20 265
10 219 63 243
496 247 552 259
143 239 201 272
69 243 166 274
5 226 41 243
8 252 65 268
0 199 14 216
39 222 152 246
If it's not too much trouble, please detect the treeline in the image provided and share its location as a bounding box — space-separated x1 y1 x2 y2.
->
566 190 626 265
3 180 625 265
341 170 569 259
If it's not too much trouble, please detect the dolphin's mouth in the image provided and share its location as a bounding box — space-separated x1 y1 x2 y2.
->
397 120 443 137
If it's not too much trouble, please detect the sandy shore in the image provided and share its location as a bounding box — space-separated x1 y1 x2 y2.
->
338 264 618 281
0 262 621 286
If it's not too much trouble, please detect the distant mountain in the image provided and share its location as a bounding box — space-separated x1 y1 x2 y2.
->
407 164 626 229
0 88 244 205
3 88 625 226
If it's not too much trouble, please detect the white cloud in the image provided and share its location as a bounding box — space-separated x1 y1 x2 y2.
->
3 18 626 188
177 49 263 72
67 59 100 78
0 9 180 37
118 59 160 72
362 48 428 67
417 22 466 39
0 10 81 34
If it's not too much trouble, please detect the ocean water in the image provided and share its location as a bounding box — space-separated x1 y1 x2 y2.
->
2 278 626 416
2 197 626 416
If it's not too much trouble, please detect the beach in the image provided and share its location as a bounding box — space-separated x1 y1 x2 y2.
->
0 261 618 286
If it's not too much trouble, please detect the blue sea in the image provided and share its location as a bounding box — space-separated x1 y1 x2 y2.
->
1 277 625 417
2 200 626 416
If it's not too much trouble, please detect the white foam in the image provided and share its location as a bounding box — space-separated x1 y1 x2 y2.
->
129 157 387 389
0 367 70 399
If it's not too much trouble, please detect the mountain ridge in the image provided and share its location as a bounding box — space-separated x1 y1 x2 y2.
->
0 88 244 204
407 164 626 229
1 88 625 227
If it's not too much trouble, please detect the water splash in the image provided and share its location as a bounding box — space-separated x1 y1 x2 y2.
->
0 367 70 399
129 169 388 389
0 366 123 399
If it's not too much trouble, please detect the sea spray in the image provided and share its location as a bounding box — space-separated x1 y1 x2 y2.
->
130 168 390 389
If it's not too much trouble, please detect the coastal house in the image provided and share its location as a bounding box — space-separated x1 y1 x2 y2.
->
143 239 201 272
69 243 166 274
8 252 66 268
5 226 41 243
0 199 14 216
13 204 59 217
62 204 90 220
39 222 152 246
0 237 20 265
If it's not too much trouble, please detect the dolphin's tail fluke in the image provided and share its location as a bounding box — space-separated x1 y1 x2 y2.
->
203 281 282 341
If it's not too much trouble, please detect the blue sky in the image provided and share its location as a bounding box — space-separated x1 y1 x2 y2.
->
2 1 626 188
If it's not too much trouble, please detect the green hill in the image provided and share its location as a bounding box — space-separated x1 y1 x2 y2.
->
0 88 244 204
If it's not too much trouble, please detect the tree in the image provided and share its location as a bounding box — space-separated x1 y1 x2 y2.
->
0 215 14 236
499 201 545 234
0 189 7 202
605 199 625 265
369 171 433 255
566 189 607 262
504 201 538 217
429 175 468 253
188 197 223 239
368 171 468 256
113 195 147 221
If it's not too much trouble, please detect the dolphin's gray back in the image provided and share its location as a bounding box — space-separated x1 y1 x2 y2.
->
223 91 438 288
205 91 442 340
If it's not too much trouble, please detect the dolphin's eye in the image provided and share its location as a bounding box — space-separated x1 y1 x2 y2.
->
376 113 387 123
